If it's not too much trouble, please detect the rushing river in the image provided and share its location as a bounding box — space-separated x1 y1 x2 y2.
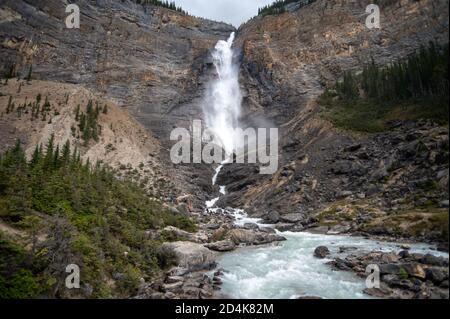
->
216 227 448 299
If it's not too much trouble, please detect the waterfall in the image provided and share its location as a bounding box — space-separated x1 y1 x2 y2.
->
203 32 241 209
203 32 242 155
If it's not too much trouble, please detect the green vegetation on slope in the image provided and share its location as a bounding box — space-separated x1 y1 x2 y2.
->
130 0 187 14
258 0 316 17
74 99 102 145
0 139 196 298
319 42 449 132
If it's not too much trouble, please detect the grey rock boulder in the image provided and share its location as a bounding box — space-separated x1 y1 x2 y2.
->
280 213 306 224
314 246 330 259
205 240 236 252
160 242 217 271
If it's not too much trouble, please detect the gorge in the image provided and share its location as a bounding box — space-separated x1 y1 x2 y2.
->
0 0 449 300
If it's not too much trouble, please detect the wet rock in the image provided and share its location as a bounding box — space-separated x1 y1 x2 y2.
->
398 250 411 259
381 253 401 263
274 223 296 232
403 263 426 280
314 246 330 259
425 267 448 284
243 223 259 230
364 286 393 298
259 227 277 234
339 246 358 253
327 225 351 234
420 254 449 267
205 240 236 252
228 229 286 245
308 226 329 234
280 213 306 223
379 264 402 275
264 210 280 223
437 242 449 253
166 276 184 284
327 258 352 271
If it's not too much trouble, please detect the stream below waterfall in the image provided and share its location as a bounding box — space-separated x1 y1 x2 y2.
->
216 225 448 299
205 164 448 299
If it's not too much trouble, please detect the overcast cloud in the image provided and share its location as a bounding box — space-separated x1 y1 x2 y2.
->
171 0 276 27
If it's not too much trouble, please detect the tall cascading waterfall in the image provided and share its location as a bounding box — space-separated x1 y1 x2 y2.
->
203 32 242 156
204 32 241 208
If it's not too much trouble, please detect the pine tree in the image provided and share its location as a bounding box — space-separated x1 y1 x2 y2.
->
44 134 55 168
30 144 41 166
53 145 60 168
61 140 71 166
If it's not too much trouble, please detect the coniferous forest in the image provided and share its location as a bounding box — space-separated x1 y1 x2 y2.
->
0 138 196 298
129 0 187 14
258 0 316 16
319 42 449 132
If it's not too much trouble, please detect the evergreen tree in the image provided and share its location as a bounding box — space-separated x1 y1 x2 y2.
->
44 134 55 169
30 144 41 166
53 145 60 169
61 140 71 166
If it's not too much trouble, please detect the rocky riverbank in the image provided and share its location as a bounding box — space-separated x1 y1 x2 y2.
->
323 247 449 299
135 204 449 299
134 208 287 299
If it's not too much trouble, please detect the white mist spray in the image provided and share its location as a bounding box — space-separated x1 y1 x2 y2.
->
203 32 242 155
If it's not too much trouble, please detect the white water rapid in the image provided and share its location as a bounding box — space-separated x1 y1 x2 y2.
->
202 34 449 300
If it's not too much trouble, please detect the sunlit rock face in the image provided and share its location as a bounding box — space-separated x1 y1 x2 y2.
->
0 0 448 212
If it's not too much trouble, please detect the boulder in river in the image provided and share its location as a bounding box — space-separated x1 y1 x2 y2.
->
280 213 306 224
160 241 217 271
228 229 286 245
314 246 330 259
403 263 426 280
205 240 236 252
264 210 280 223
425 267 448 284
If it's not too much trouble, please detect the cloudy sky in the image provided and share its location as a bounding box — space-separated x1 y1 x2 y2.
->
172 0 276 27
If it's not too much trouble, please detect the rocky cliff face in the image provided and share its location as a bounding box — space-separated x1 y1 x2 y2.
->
0 0 235 203
1 0 449 241
215 0 449 240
